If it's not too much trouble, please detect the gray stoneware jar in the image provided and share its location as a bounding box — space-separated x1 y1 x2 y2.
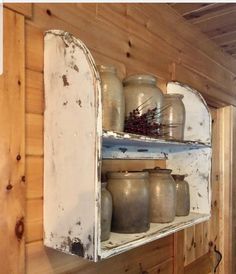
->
147 168 176 223
172 174 190 217
98 65 125 132
162 94 185 140
107 171 150 233
101 182 112 241
123 74 164 124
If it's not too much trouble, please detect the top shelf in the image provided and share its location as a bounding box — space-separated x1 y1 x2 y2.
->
102 130 210 160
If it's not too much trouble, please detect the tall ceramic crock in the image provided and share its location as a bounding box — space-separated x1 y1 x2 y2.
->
101 182 112 241
107 171 150 233
162 94 185 140
172 174 190 217
98 65 125 132
123 74 164 124
147 168 176 223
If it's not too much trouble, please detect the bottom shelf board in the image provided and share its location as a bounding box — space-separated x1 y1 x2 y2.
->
101 212 210 259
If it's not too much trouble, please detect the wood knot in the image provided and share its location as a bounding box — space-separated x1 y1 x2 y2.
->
46 9 52 16
18 80 21 86
15 218 24 240
16 154 21 161
6 183 13 190
209 241 213 247
126 52 131 58
128 40 132 47
21 176 26 182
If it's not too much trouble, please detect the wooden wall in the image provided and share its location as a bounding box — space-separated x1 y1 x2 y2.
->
2 3 236 273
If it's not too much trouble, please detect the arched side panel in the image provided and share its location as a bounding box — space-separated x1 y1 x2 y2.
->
167 81 211 145
44 30 102 261
167 82 211 216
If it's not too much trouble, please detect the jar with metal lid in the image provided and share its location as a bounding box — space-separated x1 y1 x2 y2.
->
107 171 150 233
172 174 190 217
123 74 164 136
162 94 185 140
146 168 176 223
101 182 112 241
97 65 125 132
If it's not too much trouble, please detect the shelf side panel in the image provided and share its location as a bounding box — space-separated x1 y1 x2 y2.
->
44 30 102 261
167 148 211 215
167 81 211 145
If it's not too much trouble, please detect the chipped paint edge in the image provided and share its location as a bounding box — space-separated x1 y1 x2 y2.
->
44 30 102 261
101 214 210 259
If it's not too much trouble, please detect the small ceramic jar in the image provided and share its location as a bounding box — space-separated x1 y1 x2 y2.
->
147 168 176 223
101 183 112 241
107 171 150 233
98 65 125 132
162 94 185 140
172 174 190 217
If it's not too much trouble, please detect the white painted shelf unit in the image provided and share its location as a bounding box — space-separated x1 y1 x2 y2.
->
44 30 212 261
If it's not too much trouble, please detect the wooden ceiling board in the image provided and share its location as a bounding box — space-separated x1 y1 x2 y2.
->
169 3 214 16
212 31 236 45
170 3 236 59
186 4 236 24
206 22 236 38
194 10 236 35
221 40 236 51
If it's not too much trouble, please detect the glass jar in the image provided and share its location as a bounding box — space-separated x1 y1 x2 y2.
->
147 168 176 223
107 171 150 233
101 182 112 241
162 94 185 140
123 75 164 135
98 65 125 132
172 174 190 217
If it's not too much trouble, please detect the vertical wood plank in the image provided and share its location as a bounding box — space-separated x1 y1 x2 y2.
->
218 106 233 274
173 231 184 274
184 226 195 265
0 8 25 274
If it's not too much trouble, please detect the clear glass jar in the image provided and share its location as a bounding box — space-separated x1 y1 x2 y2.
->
107 171 150 233
162 94 185 140
147 168 176 223
101 183 112 241
123 74 164 125
172 174 190 217
98 65 125 132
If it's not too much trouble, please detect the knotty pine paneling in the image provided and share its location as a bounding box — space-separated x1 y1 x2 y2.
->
26 237 173 274
0 8 25 274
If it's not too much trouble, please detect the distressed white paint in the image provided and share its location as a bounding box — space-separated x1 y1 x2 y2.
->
44 32 211 261
101 213 210 259
103 130 209 159
167 81 211 144
44 30 102 261
167 148 211 214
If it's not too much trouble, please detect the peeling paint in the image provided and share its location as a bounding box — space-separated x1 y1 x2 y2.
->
62 74 69 86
